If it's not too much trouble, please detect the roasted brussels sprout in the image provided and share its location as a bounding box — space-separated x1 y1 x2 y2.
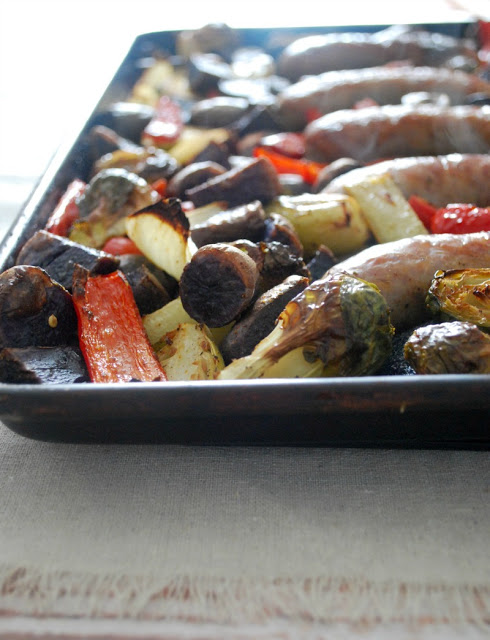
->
404 321 490 374
426 268 490 329
70 168 158 248
219 271 393 379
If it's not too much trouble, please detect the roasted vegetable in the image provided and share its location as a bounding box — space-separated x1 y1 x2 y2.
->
430 203 490 234
125 198 193 281
96 102 154 143
189 140 232 168
306 245 337 281
16 230 119 292
258 132 306 159
186 52 232 94
404 321 490 374
72 265 166 383
262 212 304 257
117 254 177 316
190 200 267 248
342 172 428 243
70 168 159 248
142 96 184 149
45 179 86 237
154 322 224 380
0 265 77 349
190 96 250 127
93 145 180 184
219 271 393 379
0 346 89 384
166 161 226 199
244 240 309 297
185 157 280 208
266 192 370 258
220 274 309 363
143 297 196 345
167 126 231 165
313 158 363 192
252 146 325 185
89 124 143 160
426 268 490 329
101 236 143 256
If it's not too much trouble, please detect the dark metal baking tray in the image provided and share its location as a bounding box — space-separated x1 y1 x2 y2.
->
0 22 488 448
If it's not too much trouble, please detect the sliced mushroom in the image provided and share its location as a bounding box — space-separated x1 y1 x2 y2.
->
231 240 310 298
0 265 78 349
117 254 178 315
166 161 227 199
313 158 363 192
191 200 267 248
185 156 280 208
220 274 309 363
16 230 119 292
306 245 337 281
262 212 304 257
0 346 89 384
190 96 250 128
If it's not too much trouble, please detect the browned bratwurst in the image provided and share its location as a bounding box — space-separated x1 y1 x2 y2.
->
323 154 490 207
277 25 478 81
305 105 490 163
276 66 490 130
329 232 490 330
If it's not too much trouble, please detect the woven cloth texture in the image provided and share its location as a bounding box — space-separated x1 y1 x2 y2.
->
0 423 489 634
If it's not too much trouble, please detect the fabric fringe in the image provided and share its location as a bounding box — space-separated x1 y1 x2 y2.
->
0 566 489 631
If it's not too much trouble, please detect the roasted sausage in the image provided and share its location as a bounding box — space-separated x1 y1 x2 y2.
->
277 25 478 81
329 232 490 330
276 66 490 130
305 105 490 163
323 154 490 207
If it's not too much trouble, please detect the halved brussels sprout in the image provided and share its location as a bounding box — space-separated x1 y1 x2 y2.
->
404 321 490 374
426 268 490 330
219 271 394 379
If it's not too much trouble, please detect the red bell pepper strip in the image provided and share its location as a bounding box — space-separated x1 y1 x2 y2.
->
430 203 490 235
45 179 86 236
151 177 168 198
72 266 166 383
408 195 438 231
478 20 490 62
253 147 326 185
142 96 184 148
101 236 143 256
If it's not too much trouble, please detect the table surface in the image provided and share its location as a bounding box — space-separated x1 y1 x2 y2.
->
0 1 489 638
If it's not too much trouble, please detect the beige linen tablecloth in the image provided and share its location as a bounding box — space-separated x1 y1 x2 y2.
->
0 421 489 638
